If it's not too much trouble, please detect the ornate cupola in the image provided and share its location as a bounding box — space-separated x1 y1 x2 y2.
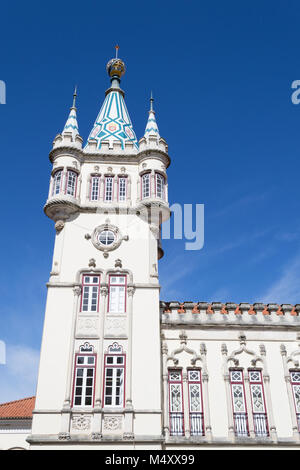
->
85 47 138 153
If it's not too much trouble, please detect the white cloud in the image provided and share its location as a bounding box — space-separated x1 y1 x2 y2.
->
0 344 39 404
260 253 300 304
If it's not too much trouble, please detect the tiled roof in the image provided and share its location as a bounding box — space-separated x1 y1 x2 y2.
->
161 302 300 316
0 397 35 420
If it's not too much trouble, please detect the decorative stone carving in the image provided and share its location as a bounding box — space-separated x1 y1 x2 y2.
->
127 286 136 297
85 233 91 240
91 223 123 253
105 318 126 336
115 259 122 268
89 258 96 268
55 220 65 233
103 416 122 431
58 432 71 440
73 285 82 296
72 414 91 431
77 319 98 336
91 432 102 440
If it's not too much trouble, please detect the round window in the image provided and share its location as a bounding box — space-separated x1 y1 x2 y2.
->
98 230 115 246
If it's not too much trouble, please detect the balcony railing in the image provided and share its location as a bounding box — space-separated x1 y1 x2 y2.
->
190 412 204 436
170 412 184 436
253 413 269 437
234 412 249 437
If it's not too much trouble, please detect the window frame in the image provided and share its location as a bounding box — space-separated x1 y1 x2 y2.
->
52 169 63 196
107 275 127 314
71 352 97 408
65 169 78 197
141 172 151 199
155 172 165 200
248 368 269 437
90 175 101 201
168 369 185 436
118 176 127 202
229 368 249 437
104 176 114 202
187 368 205 436
102 353 126 408
80 274 101 313
290 369 300 431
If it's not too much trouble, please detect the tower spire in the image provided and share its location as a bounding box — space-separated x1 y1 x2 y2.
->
85 51 138 152
59 87 80 144
143 92 160 141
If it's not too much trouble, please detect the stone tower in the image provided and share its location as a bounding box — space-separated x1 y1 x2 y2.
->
29 51 170 448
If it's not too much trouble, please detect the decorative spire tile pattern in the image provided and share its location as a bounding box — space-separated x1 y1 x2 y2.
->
62 87 80 142
86 53 138 151
144 93 160 141
86 90 138 150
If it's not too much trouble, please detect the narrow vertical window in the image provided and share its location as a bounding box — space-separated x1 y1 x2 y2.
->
66 170 78 197
108 276 126 313
142 173 150 199
91 176 100 201
188 369 204 436
230 370 249 437
118 177 127 202
155 173 165 199
81 275 101 312
72 354 96 407
249 370 269 437
168 370 184 436
52 170 62 196
103 354 125 407
105 176 113 202
290 370 300 432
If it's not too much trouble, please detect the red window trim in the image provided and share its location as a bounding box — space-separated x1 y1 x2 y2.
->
141 172 151 199
248 368 269 436
229 368 249 436
71 352 97 408
187 368 205 436
102 353 126 409
290 369 300 430
52 169 63 196
154 172 165 200
107 274 127 313
104 175 114 202
168 369 185 436
90 174 101 201
117 176 128 202
64 169 78 197
80 274 101 313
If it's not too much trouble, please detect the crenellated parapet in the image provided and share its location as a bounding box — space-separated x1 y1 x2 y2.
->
160 301 300 328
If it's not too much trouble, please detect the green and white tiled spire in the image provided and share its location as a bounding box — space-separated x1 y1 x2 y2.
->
85 48 138 151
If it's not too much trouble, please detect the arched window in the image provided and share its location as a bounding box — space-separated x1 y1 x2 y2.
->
52 170 62 196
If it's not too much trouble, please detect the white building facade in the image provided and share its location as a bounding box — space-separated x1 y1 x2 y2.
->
1 54 300 450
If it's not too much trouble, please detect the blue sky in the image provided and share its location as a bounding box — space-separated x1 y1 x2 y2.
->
1 0 300 402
